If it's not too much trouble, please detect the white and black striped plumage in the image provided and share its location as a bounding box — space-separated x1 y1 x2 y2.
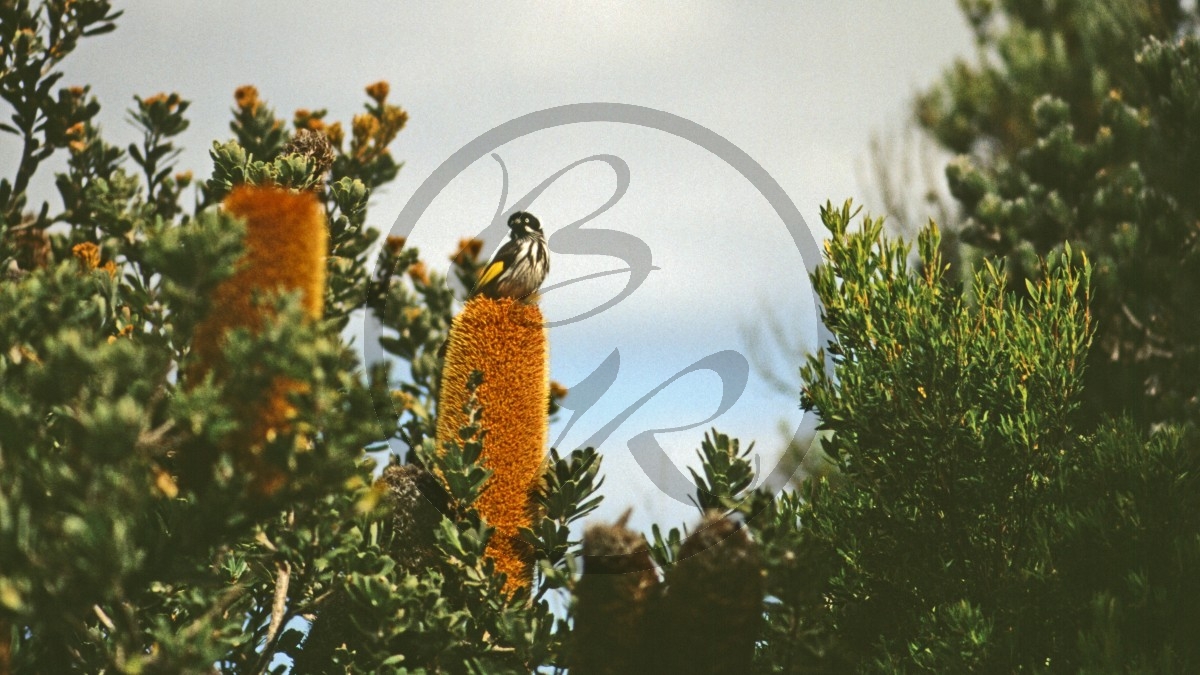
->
472 211 549 302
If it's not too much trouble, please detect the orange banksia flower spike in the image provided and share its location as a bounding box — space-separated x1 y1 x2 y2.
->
436 296 549 594
192 185 326 363
189 185 328 496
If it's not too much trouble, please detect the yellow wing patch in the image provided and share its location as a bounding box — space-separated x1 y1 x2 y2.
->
475 259 505 290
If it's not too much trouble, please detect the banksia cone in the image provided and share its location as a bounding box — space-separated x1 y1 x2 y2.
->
295 464 448 672
7 224 50 272
573 511 660 675
188 185 327 495
279 128 335 188
378 463 450 571
652 511 764 674
436 296 548 594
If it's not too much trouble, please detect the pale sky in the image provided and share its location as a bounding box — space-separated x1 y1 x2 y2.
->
2 2 974 531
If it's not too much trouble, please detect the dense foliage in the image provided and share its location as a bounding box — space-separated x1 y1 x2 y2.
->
918 0 1200 428
0 2 582 670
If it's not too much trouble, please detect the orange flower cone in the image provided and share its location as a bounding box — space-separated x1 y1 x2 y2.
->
189 185 327 496
436 296 548 593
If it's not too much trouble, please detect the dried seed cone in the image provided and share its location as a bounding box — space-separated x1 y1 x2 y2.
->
573 513 660 675
189 185 327 496
378 463 449 571
279 128 335 188
653 511 764 674
9 224 51 271
436 296 548 594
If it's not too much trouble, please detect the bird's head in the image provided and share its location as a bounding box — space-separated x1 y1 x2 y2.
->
507 211 542 238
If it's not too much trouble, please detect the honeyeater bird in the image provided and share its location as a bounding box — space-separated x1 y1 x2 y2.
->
437 211 549 361
471 211 550 301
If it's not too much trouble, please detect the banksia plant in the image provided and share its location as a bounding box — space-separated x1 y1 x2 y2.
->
573 511 660 675
187 184 328 495
436 296 549 593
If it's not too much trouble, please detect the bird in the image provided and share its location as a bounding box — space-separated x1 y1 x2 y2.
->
471 211 549 302
437 211 549 362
